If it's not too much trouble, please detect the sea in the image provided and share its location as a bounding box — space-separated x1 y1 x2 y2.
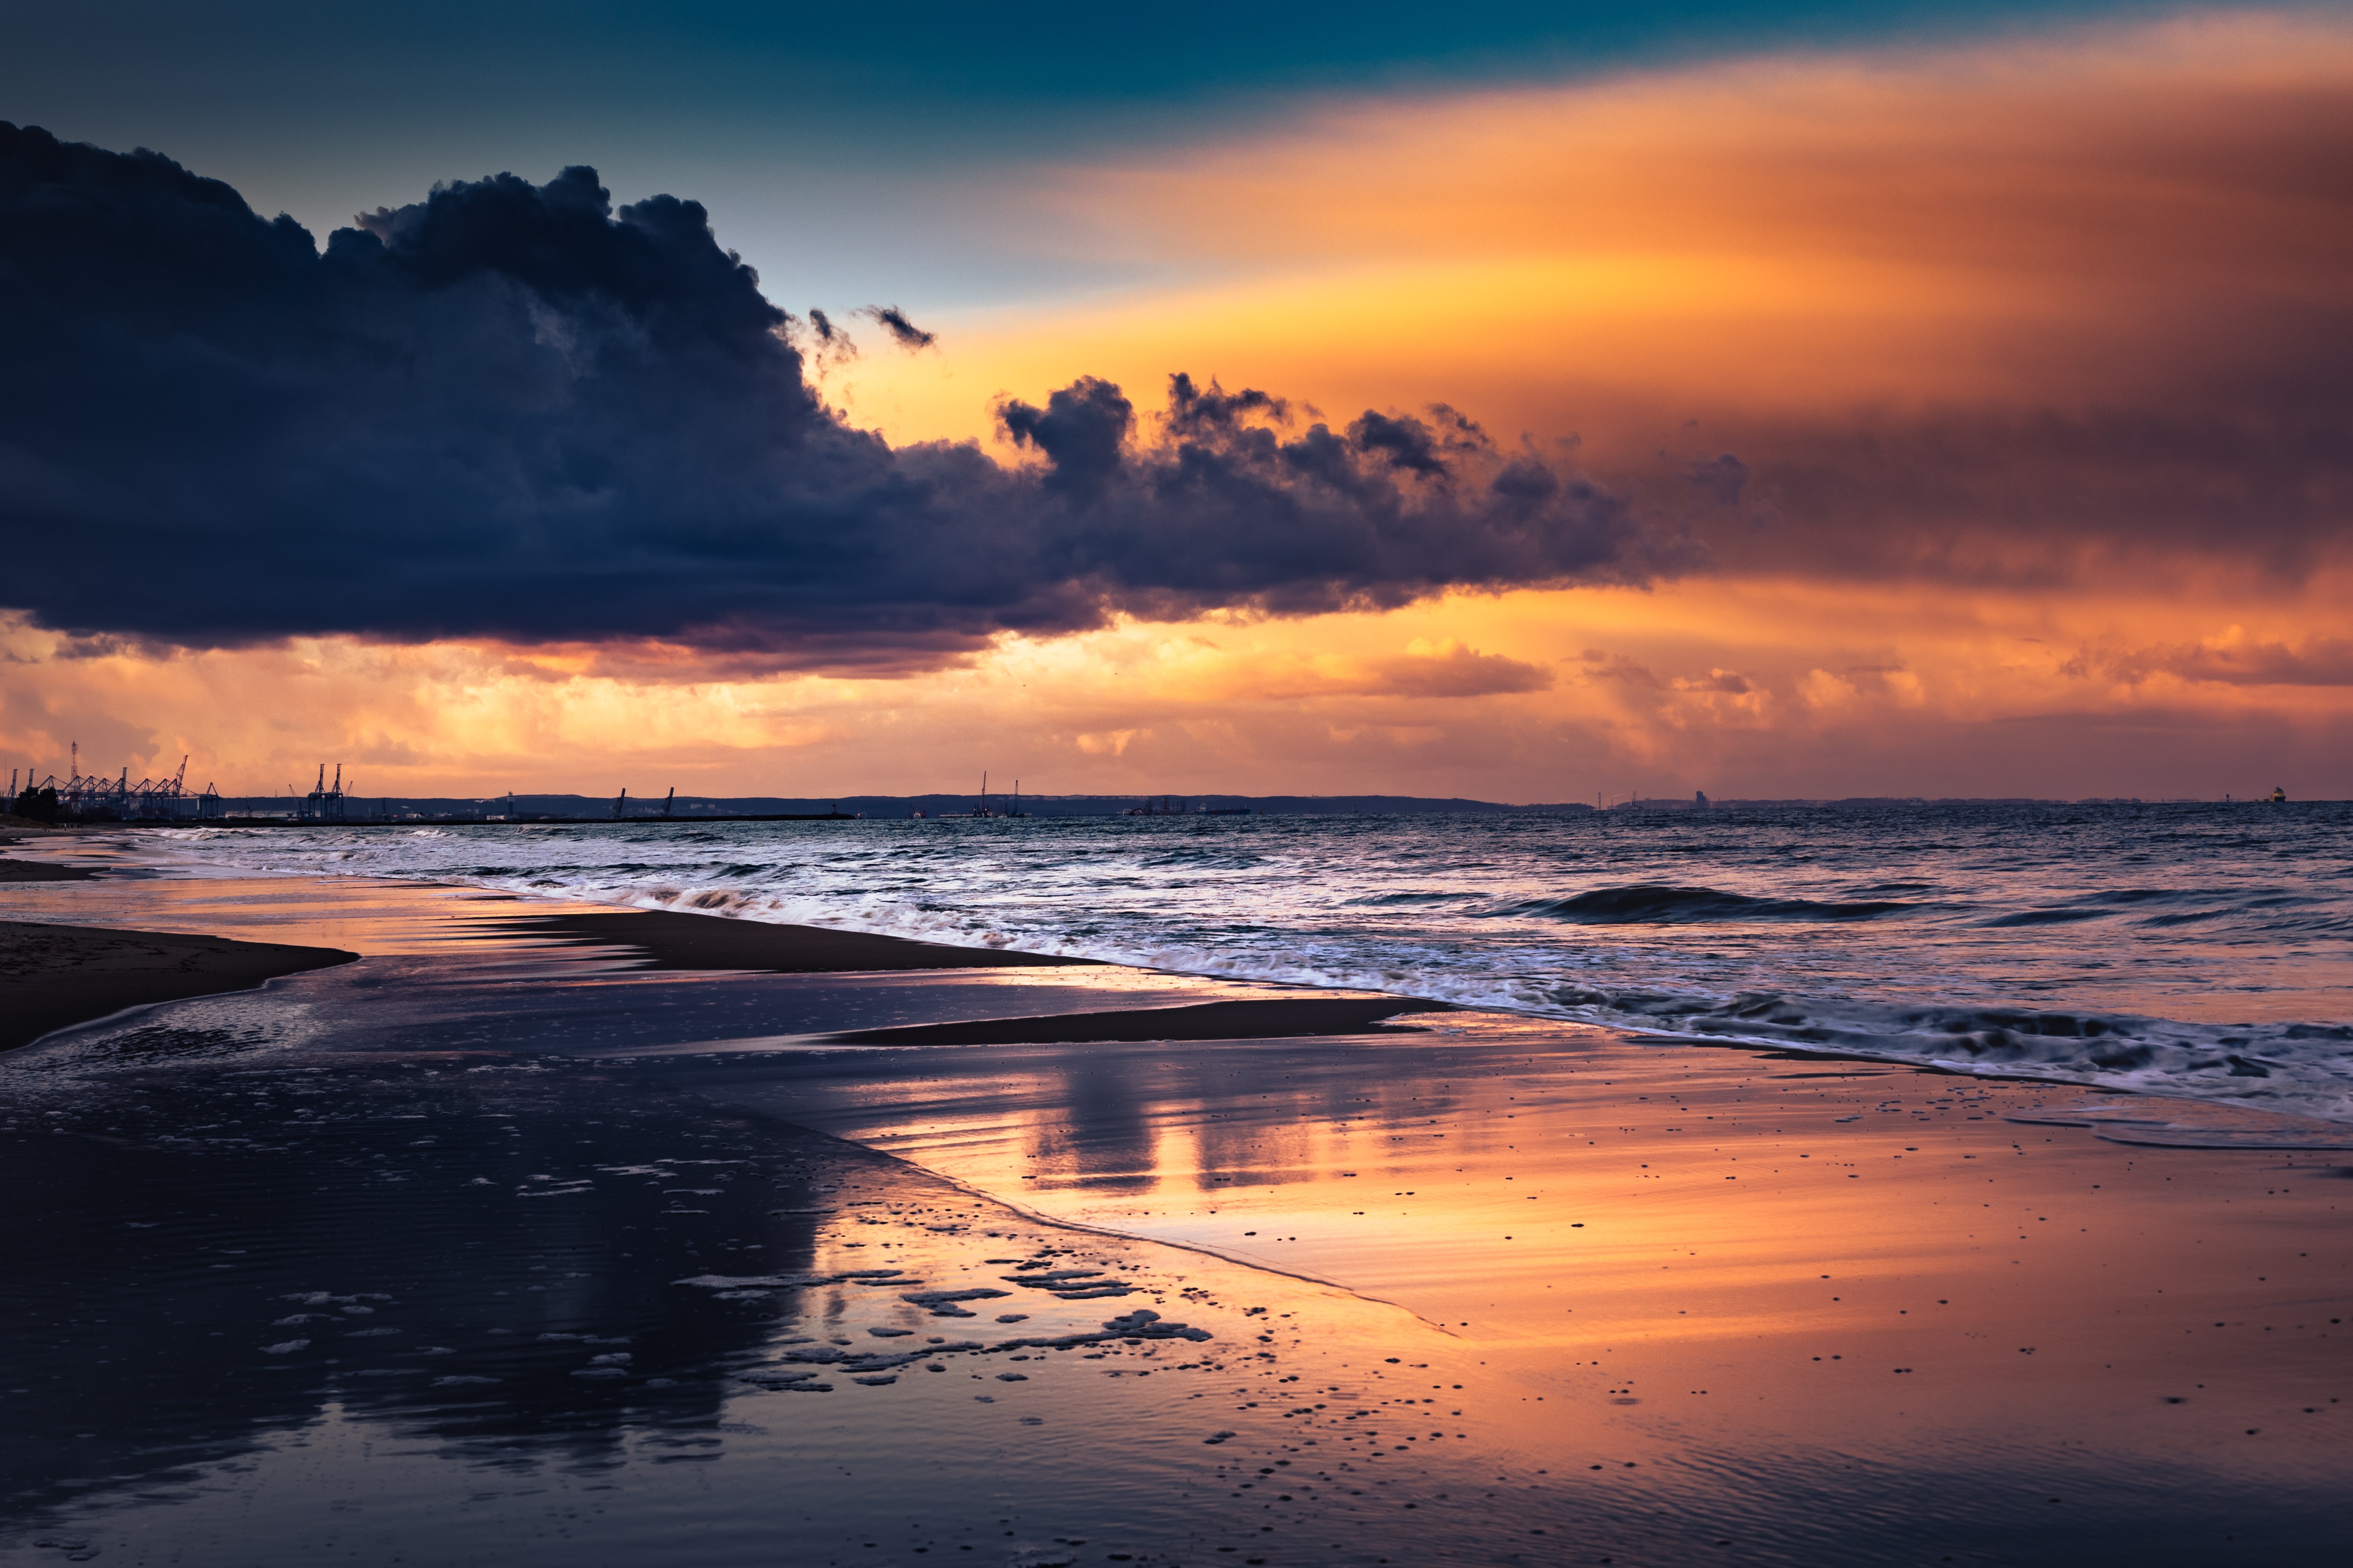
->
139 800 2353 1124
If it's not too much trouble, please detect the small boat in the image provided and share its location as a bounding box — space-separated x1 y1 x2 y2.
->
2268 786 2287 802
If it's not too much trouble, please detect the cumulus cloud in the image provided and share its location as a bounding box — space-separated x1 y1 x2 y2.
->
1364 641 1551 698
1202 639 1553 701
2073 634 2353 688
1578 650 1662 689
0 124 1670 666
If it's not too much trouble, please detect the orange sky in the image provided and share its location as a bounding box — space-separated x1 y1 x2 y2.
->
9 565 2347 801
7 10 2349 801
845 12 2351 439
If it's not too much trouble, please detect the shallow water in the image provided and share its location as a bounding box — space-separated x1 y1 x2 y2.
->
87 800 2353 1121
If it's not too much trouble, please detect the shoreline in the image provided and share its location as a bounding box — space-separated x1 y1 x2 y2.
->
6 856 2348 1136
34 810 2346 1133
0 900 1456 1055
4 844 2346 1139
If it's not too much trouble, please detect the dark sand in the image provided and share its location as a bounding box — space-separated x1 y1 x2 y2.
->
488 907 1103 972
0 919 357 1050
0 1041 1451 1568
824 995 1454 1044
0 859 94 882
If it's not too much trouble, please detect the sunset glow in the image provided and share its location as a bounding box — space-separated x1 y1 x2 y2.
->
5 9 2347 799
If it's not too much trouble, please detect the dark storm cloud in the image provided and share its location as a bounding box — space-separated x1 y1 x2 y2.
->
0 125 1668 666
996 376 1135 502
1162 372 1287 437
1351 411 1451 477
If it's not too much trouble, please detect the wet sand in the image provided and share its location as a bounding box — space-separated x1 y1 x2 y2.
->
0 1042 1453 1567
0 860 94 883
1 863 2346 1565
488 908 1104 972
701 1020 2349 1457
0 919 356 1050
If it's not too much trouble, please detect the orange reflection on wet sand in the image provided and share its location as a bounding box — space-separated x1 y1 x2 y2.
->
766 1015 2349 1468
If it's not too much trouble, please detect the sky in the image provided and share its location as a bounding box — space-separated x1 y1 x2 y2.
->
2 2 2348 802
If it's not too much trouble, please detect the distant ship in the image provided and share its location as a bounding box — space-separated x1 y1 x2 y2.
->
2268 786 2287 802
965 771 998 817
959 773 1030 817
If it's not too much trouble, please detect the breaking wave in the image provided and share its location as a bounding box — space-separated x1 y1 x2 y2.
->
1488 884 1914 923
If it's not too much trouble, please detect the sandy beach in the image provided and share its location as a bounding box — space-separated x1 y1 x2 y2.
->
0 857 2345 1566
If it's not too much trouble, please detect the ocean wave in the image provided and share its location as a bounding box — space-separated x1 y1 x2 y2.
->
1980 907 2110 927
1488 884 1913 923
1981 887 2347 935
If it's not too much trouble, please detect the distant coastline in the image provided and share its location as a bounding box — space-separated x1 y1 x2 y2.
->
61 790 2301 826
